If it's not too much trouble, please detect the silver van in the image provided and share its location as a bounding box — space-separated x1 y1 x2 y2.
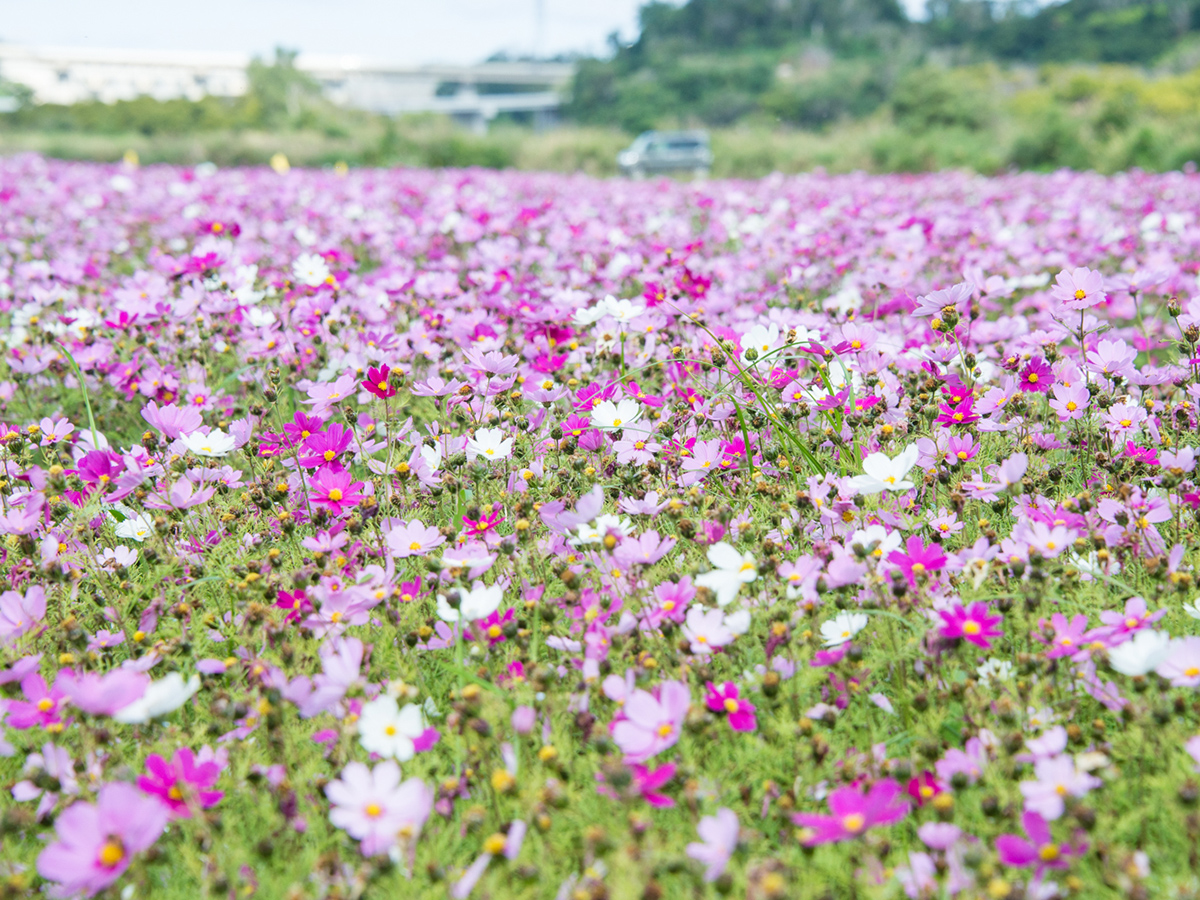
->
617 131 712 178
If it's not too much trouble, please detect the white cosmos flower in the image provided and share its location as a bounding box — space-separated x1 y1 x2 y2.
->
358 695 428 760
977 658 1015 685
437 581 504 624
820 611 869 647
739 323 781 370
114 513 155 543
292 253 330 287
570 513 633 548
848 445 920 495
599 294 645 325
695 541 757 607
113 673 200 724
848 524 902 560
181 429 236 458
465 427 513 463
591 398 641 433
1108 629 1173 676
572 304 608 327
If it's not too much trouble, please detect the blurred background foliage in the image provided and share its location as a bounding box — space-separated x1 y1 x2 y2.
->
8 0 1200 175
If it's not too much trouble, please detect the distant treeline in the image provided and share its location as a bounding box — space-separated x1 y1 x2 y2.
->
566 0 1200 132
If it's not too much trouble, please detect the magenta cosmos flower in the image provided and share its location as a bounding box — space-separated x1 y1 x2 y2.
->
297 422 354 469
138 747 223 818
362 364 397 399
792 778 910 845
705 681 757 732
888 536 947 588
611 680 690 763
37 782 169 898
307 466 366 516
938 602 1003 648
996 810 1085 873
1019 357 1053 393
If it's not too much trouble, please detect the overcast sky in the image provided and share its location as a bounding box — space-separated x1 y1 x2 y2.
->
0 1 948 65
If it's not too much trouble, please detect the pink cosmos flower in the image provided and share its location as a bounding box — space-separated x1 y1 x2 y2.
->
7 672 68 730
1157 636 1200 688
58 668 149 716
679 439 725 485
0 585 47 645
141 401 202 439
1019 755 1101 820
686 808 739 882
1086 338 1137 379
888 535 948 588
138 747 223 818
37 782 170 898
792 779 910 845
386 519 446 558
1041 613 1089 659
1050 267 1105 311
912 282 972 318
705 681 756 732
326 760 433 857
938 603 1003 648
1090 595 1164 647
936 737 988 786
680 606 735 655
1048 383 1089 420
611 681 690 763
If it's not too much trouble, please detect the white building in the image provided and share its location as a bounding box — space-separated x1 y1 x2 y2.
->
0 44 573 129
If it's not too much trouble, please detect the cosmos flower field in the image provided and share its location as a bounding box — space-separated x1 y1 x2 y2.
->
2 153 1200 899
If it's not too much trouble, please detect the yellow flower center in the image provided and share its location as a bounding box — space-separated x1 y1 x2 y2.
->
842 813 865 833
487 625 502 639
724 698 739 714
98 840 125 868
657 724 674 738
1027 373 1038 383
1040 844 1059 862
409 541 422 551
324 450 335 461
328 488 343 501
37 698 54 712
963 621 981 635
1074 289 1086 301
365 803 382 818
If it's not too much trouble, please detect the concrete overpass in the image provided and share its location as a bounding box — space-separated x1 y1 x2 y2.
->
0 44 573 131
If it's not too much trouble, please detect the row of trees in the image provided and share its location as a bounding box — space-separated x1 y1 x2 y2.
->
566 0 1200 132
